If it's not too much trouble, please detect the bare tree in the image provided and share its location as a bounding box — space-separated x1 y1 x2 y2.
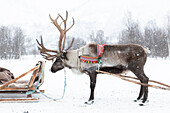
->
0 26 12 59
68 37 86 50
118 12 143 45
89 30 107 44
167 14 170 59
118 12 169 58
144 21 168 58
12 27 25 59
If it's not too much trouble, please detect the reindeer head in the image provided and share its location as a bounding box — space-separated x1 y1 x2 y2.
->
36 11 74 73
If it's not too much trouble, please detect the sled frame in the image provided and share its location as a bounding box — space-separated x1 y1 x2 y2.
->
0 61 45 102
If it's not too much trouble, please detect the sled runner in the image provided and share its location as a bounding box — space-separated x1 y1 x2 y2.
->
0 61 45 102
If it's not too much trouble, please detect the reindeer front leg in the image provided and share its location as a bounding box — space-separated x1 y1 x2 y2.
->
84 67 97 105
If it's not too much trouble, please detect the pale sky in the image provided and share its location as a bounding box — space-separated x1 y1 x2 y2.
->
0 0 170 41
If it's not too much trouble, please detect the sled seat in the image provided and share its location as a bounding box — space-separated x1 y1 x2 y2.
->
0 61 45 102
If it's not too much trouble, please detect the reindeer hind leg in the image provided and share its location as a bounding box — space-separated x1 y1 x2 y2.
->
141 73 149 103
134 85 144 102
128 65 149 104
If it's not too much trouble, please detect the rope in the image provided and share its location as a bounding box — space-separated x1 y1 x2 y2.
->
26 63 67 101
97 59 102 72
26 63 44 95
39 74 66 101
98 70 170 91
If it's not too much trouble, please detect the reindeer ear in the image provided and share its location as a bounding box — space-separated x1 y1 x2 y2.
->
61 51 68 60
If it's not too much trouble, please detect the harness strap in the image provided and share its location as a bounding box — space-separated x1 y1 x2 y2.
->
79 44 105 71
97 59 102 72
97 44 105 57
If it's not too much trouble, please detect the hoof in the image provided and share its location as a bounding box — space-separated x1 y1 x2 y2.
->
84 100 94 105
134 99 142 102
139 103 145 106
134 98 149 106
139 100 149 106
134 100 139 102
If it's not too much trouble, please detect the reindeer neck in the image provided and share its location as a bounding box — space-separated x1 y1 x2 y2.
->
64 49 79 69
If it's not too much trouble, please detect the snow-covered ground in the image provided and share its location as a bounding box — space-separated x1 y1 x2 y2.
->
0 55 170 113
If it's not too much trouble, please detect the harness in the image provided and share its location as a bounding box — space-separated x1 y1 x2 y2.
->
79 44 105 70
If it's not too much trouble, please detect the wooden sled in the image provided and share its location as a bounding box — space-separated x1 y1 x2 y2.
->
0 61 45 102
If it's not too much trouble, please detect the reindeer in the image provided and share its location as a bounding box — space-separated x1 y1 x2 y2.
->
36 11 149 105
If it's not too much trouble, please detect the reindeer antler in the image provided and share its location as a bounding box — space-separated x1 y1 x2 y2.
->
36 11 75 61
49 11 74 52
36 36 58 60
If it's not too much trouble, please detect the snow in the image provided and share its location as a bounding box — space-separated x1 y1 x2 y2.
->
0 56 170 113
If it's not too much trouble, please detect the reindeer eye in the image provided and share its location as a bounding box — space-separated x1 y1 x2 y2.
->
60 52 68 60
60 55 65 59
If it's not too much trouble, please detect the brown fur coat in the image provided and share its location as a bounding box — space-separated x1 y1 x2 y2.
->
0 67 14 84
